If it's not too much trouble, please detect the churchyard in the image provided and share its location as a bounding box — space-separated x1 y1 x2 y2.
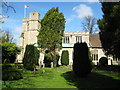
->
1 65 120 89
1 2 120 89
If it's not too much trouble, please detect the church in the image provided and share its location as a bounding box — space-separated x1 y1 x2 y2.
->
16 12 119 65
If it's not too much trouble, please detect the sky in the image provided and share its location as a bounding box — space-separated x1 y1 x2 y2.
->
2 2 103 45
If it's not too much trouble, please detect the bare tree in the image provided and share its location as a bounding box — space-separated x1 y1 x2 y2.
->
5 30 13 42
1 2 16 13
81 16 98 34
0 0 16 13
0 1 15 42
0 29 14 43
0 14 8 23
0 1 16 23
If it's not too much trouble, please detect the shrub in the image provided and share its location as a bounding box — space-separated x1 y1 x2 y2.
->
73 42 92 77
23 45 40 70
44 52 52 67
53 53 60 67
2 64 23 81
61 50 69 66
34 47 40 65
44 50 60 67
99 57 108 66
2 42 20 64
9 55 16 63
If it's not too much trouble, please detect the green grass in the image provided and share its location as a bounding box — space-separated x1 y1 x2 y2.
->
2 66 76 88
1 66 120 89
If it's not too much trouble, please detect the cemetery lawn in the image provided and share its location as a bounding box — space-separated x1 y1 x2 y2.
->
1 66 120 89
2 66 76 88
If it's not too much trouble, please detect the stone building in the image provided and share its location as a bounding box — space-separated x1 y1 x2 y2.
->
59 32 106 65
17 12 41 63
17 12 119 65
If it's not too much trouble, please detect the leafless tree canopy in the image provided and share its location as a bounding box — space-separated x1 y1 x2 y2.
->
1 2 16 13
0 29 14 43
0 1 16 23
81 16 98 34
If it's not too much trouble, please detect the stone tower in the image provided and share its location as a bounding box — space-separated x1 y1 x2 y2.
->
17 12 41 63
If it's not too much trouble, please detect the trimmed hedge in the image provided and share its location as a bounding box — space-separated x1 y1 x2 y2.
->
99 57 108 66
61 50 69 66
23 45 40 70
73 42 92 77
2 64 23 81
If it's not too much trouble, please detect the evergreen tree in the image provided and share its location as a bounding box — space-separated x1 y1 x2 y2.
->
23 45 40 70
37 7 65 65
44 51 52 67
61 50 69 66
98 2 120 59
73 43 92 77
53 52 60 67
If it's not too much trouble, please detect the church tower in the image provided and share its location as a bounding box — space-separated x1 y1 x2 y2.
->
18 12 41 63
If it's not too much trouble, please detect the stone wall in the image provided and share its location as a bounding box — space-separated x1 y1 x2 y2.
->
17 12 118 65
17 12 41 62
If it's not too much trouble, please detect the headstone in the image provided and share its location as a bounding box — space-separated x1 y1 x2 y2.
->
42 69 45 73
51 62 53 68
39 53 44 65
43 63 45 68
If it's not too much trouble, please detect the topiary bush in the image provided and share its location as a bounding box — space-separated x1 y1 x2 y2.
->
2 64 23 81
23 45 40 70
61 50 69 66
73 42 92 77
99 57 108 66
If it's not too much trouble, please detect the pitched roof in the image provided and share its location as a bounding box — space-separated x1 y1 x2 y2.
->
89 34 102 48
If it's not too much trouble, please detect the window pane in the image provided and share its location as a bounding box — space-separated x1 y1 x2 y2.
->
76 36 82 43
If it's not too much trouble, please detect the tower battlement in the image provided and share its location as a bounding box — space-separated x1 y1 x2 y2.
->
29 12 40 20
20 12 41 53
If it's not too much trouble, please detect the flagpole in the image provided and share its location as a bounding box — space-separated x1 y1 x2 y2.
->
24 5 26 18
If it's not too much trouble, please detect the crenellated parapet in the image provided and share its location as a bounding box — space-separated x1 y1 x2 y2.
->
63 31 90 44
64 31 89 36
